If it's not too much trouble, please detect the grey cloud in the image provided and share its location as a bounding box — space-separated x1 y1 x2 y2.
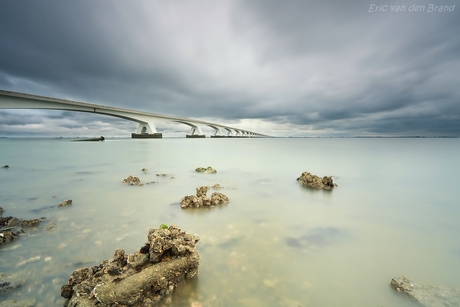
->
0 0 459 137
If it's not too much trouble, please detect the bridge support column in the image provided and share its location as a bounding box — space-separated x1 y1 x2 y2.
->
186 125 205 138
210 127 227 138
131 122 162 138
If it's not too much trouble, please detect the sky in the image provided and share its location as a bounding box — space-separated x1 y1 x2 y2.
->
0 0 459 137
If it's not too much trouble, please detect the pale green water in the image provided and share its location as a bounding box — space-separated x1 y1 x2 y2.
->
0 137 459 307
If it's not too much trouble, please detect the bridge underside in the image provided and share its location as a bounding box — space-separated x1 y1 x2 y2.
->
0 90 267 138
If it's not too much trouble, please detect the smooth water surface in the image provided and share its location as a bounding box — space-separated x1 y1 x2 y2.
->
0 137 459 307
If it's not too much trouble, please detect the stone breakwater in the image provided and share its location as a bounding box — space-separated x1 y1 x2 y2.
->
61 225 200 307
180 186 229 208
297 171 337 190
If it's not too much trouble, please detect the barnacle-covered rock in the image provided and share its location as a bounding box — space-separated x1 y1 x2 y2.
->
123 175 143 186
297 171 337 190
61 225 200 307
180 186 229 209
195 166 216 173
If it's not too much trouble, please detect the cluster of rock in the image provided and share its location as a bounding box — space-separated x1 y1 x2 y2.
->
297 171 337 190
1 215 44 245
195 166 216 173
180 186 229 209
0 203 61 246
122 175 156 186
60 225 200 307
391 276 460 307
123 175 142 185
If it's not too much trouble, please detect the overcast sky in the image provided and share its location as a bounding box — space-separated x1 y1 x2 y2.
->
1 0 459 137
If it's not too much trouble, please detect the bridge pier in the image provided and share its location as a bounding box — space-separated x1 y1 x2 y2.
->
131 133 162 138
186 134 206 138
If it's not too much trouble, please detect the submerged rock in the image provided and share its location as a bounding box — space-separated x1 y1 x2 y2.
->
1 216 44 245
297 171 337 190
180 186 229 209
0 300 36 307
390 276 460 307
61 225 200 307
195 166 216 174
1 216 43 228
58 199 73 207
0 273 27 295
20 218 42 227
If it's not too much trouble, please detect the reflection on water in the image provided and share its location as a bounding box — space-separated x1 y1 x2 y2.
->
1 138 460 307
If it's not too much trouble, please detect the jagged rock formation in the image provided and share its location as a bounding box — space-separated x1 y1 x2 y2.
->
390 276 460 307
61 225 200 307
180 186 229 209
195 166 216 173
297 171 337 190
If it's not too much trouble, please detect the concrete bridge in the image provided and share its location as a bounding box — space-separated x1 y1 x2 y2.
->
0 90 268 138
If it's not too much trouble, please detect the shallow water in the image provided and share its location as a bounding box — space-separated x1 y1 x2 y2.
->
0 137 459 307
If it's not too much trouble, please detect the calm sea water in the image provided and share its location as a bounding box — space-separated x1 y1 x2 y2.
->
0 137 459 307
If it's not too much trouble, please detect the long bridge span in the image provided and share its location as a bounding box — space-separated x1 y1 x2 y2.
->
0 90 268 138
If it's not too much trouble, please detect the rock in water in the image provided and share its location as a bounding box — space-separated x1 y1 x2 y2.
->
180 186 229 209
196 186 208 197
0 206 3 215
195 166 217 173
297 171 337 190
122 175 143 186
390 276 460 307
58 199 73 207
61 225 200 307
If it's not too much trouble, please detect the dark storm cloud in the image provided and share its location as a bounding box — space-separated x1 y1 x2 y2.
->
0 0 459 136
